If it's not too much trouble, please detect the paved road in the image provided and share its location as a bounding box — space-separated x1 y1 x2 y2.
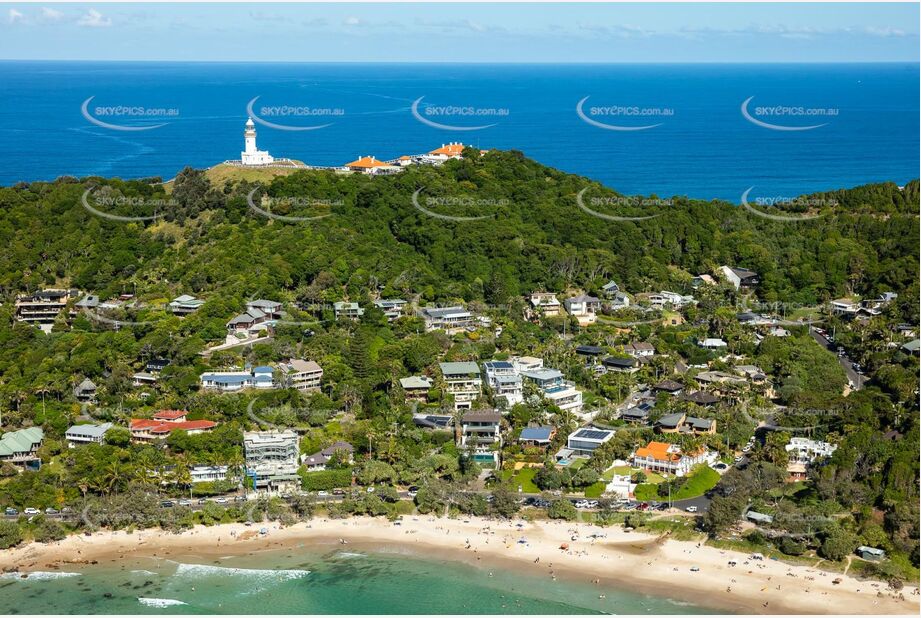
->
809 327 865 390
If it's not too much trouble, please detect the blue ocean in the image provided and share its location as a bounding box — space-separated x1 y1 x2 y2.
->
0 61 917 199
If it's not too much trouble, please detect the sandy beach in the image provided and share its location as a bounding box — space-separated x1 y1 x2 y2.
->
2 515 917 615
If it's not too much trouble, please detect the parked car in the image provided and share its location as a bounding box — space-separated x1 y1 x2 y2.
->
178 499 192 507
685 506 698 513
160 500 175 508
317 491 329 497
4 507 18 516
44 507 59 515
234 496 247 503
24 507 40 515
214 497 228 504
197 498 208 505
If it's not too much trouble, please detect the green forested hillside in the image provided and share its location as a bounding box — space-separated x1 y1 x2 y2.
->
1 149 918 306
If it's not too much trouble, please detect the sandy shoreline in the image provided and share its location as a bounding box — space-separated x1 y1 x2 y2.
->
2 516 918 615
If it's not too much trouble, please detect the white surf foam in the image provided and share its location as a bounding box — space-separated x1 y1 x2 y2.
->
138 597 188 608
0 571 81 581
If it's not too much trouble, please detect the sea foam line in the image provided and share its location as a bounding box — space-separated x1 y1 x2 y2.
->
0 571 82 581
138 597 188 608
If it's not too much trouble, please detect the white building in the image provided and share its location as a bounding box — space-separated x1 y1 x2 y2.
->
244 430 300 491
333 301 365 320
563 294 601 325
190 465 229 484
529 292 561 317
241 117 274 166
786 437 837 463
699 338 728 350
200 366 275 391
421 306 475 334
482 360 524 407
511 356 544 373
458 410 502 466
566 427 615 457
650 290 695 309
65 422 113 448
521 368 583 414
278 359 323 393
373 299 407 321
440 361 482 410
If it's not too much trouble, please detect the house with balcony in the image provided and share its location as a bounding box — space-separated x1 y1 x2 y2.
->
73 378 98 404
518 426 555 447
226 301 280 337
521 368 583 414
602 356 639 374
14 289 78 332
65 422 113 448
0 427 44 468
566 427 615 457
624 341 655 358
655 412 716 435
199 365 275 392
421 306 475 334
563 294 601 325
458 410 502 466
785 437 837 481
169 294 205 316
632 441 709 477
303 441 354 472
400 376 433 402
649 290 696 309
830 298 861 318
482 360 524 407
244 430 301 491
372 299 407 321
529 292 561 317
278 359 323 393
333 301 365 321
190 465 229 484
720 266 759 290
439 361 482 410
129 410 217 443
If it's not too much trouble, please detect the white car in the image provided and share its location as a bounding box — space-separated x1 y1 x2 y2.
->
317 491 329 497
214 497 228 504
685 506 698 513
23 508 40 515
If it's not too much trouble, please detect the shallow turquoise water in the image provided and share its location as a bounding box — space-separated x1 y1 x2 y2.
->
0 544 726 614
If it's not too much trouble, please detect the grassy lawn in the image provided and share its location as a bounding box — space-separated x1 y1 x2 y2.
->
633 466 720 502
671 466 720 500
602 466 665 484
501 467 540 493
583 482 606 498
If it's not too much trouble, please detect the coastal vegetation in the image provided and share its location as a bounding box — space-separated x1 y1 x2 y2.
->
0 150 917 582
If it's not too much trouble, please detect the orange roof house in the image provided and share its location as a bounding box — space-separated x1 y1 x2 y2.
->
428 142 466 158
344 155 389 170
129 414 217 442
153 409 188 421
632 440 709 477
634 441 681 463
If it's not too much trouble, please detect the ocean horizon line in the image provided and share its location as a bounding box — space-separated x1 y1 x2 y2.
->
2 58 919 66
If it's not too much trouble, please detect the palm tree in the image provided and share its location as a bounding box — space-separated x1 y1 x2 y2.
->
174 461 193 500
103 461 124 496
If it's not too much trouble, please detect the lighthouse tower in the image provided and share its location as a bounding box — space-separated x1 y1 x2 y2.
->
240 117 274 166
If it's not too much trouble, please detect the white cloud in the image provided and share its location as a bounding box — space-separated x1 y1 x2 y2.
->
77 9 111 28
40 7 64 22
343 16 361 26
7 8 25 24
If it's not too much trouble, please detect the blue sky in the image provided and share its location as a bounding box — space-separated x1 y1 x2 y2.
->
1 3 918 63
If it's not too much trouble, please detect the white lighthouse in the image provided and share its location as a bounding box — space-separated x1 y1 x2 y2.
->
241 117 274 166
